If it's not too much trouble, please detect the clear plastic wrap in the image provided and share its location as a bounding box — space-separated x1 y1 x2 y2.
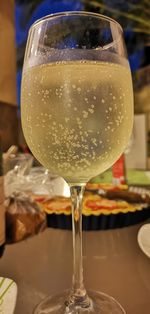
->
4 159 49 243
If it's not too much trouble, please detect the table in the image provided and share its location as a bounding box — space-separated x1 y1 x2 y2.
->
0 224 150 314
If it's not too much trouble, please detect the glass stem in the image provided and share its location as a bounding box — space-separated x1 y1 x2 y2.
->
69 184 90 309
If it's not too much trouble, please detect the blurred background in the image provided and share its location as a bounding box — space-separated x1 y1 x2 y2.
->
0 0 150 172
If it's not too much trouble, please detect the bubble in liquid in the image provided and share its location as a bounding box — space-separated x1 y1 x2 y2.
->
82 111 88 118
59 124 64 130
92 138 97 146
77 117 81 123
88 108 94 114
84 131 88 137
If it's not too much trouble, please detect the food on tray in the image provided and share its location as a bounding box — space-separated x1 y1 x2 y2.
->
34 190 150 230
36 193 144 216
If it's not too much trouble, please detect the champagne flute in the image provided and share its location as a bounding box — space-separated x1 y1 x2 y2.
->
21 11 133 314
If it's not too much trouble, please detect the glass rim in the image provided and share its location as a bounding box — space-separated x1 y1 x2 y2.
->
29 10 123 33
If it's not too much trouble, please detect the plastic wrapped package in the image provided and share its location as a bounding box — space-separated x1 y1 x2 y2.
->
4 167 52 243
5 192 46 243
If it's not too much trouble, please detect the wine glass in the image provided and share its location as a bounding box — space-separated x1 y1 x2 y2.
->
21 11 133 314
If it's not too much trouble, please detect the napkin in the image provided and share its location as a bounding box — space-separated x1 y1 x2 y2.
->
0 277 17 314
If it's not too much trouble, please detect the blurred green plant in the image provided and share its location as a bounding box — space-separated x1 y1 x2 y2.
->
83 0 150 71
82 0 150 37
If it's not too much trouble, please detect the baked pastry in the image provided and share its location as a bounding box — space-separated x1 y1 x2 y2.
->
5 193 47 243
34 191 150 230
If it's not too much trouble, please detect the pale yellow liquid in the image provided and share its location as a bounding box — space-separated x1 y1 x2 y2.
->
21 61 133 184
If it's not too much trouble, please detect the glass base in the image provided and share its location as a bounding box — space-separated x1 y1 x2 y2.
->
33 290 126 314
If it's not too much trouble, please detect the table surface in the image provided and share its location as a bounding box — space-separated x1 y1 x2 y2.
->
0 223 150 314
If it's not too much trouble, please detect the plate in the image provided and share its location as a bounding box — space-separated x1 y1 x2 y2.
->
0 277 17 313
138 224 150 258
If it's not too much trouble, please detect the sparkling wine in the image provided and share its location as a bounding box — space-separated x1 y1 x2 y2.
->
21 60 133 184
